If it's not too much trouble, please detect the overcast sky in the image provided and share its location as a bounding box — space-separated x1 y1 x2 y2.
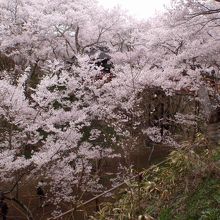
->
98 0 171 19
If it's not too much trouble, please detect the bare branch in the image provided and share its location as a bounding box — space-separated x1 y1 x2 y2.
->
75 26 81 53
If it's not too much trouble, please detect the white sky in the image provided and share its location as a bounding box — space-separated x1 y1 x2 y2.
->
98 0 171 19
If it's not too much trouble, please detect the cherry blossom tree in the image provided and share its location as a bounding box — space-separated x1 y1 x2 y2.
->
0 0 219 218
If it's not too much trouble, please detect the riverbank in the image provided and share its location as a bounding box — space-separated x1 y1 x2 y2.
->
91 140 220 220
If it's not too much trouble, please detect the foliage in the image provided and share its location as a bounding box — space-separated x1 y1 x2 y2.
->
182 178 220 220
92 144 220 220
0 0 219 218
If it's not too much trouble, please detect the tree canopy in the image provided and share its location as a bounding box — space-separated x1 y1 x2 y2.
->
0 0 219 218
